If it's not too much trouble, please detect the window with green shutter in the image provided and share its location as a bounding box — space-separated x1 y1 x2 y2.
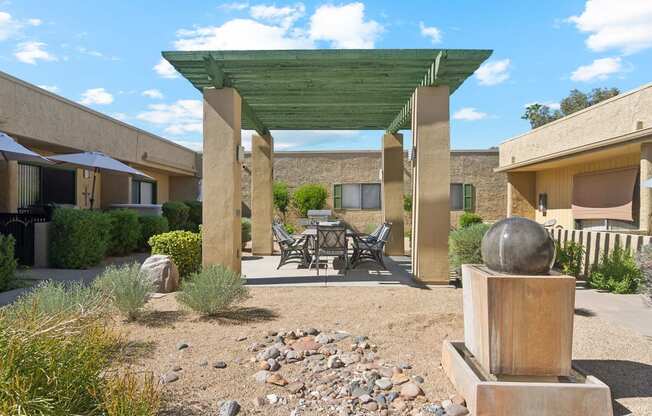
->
463 183 475 212
333 184 342 209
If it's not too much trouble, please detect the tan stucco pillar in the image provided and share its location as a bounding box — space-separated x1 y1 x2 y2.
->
251 133 274 255
202 87 242 273
382 132 405 256
640 142 652 234
506 171 536 219
411 86 450 283
0 161 18 212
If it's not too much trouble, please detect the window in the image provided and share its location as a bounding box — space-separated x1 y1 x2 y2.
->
333 183 381 210
18 163 76 208
450 183 475 211
132 180 157 204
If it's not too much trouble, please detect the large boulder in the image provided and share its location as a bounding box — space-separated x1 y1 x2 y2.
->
140 255 180 293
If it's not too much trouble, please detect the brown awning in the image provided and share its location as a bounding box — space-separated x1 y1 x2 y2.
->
572 167 639 221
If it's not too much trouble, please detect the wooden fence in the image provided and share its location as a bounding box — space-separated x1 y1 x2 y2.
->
549 227 652 277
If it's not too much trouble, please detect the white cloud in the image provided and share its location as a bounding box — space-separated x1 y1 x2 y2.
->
79 88 114 105
0 11 21 41
14 41 57 64
110 112 129 121
142 89 164 99
250 3 305 28
218 2 249 11
453 107 488 121
419 22 442 44
136 99 202 135
37 84 59 93
154 58 179 78
309 2 382 48
475 59 511 86
570 57 622 82
173 140 204 151
568 0 652 54
27 18 41 26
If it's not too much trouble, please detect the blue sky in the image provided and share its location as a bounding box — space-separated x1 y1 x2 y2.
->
0 0 651 151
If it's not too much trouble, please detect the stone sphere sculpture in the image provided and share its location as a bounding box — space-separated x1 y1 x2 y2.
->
481 216 555 275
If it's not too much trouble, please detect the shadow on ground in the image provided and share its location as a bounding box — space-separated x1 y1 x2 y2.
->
198 306 279 325
575 359 652 416
574 307 596 317
138 310 187 328
112 340 158 365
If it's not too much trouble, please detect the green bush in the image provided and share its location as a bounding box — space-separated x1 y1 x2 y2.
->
10 281 106 318
283 223 296 235
149 230 201 278
588 247 643 294
162 201 190 231
107 209 141 256
94 263 154 321
291 184 328 217
0 234 17 291
459 212 483 228
184 200 202 232
449 223 491 272
273 181 290 219
403 194 412 212
50 208 112 269
241 218 251 245
177 265 249 316
555 241 585 277
138 215 169 250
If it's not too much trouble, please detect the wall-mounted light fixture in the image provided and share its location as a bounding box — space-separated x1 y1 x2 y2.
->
538 193 548 217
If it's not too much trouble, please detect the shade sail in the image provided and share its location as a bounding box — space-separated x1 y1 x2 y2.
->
572 167 639 221
48 151 151 178
0 132 50 164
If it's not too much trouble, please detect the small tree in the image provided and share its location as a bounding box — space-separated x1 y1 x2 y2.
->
273 181 290 220
403 194 412 212
291 184 328 217
521 103 562 129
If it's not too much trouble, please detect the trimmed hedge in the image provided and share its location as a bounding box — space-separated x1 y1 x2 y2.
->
138 215 169 250
459 212 483 228
184 200 202 232
291 184 328 217
107 209 141 256
50 208 111 269
162 201 190 231
0 235 17 291
149 230 201 278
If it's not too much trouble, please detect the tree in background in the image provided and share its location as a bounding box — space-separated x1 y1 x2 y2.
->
522 87 620 129
273 181 290 221
291 184 327 217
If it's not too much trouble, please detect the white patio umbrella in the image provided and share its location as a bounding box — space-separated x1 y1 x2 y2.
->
48 151 152 209
644 178 652 188
0 132 51 164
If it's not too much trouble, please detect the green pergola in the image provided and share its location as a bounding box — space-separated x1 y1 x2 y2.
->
162 49 492 134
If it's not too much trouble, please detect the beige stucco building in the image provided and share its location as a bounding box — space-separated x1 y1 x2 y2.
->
499 82 652 233
0 71 201 213
241 149 506 232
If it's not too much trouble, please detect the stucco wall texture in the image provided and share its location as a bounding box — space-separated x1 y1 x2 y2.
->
499 83 652 168
242 150 506 231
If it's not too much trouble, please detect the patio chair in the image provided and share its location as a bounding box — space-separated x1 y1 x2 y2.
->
311 224 348 276
351 222 392 269
272 223 310 269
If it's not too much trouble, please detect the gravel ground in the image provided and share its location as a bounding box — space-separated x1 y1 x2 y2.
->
115 286 652 416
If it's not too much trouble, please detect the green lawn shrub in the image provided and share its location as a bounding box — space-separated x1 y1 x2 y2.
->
0 234 17 291
149 230 201 278
138 215 169 250
291 184 328 217
555 241 585 277
459 212 483 228
241 218 251 246
184 200 202 232
588 247 643 294
94 263 154 321
107 209 141 256
50 208 112 269
177 264 249 316
449 223 491 272
162 201 190 231
273 181 290 220
283 223 296 235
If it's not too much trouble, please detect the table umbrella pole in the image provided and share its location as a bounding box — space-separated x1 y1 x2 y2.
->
89 167 98 210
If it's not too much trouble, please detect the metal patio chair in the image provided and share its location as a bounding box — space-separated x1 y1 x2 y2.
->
351 222 392 269
272 223 309 269
311 224 348 276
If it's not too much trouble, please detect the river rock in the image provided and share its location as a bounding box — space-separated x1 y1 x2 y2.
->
219 400 240 416
400 382 423 400
140 255 180 293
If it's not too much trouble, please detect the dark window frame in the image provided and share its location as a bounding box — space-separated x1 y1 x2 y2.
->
132 179 157 204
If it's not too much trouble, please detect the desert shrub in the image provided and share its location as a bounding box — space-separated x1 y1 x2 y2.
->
588 247 643 294
459 212 483 228
403 194 412 212
283 223 296 235
10 280 106 318
241 218 252 245
555 241 585 277
291 184 328 217
94 263 154 321
99 372 160 416
107 209 142 256
0 234 17 291
138 215 169 250
50 208 112 269
273 181 290 220
449 223 490 272
636 245 652 302
177 265 249 316
149 230 201 278
162 201 190 231
184 200 202 232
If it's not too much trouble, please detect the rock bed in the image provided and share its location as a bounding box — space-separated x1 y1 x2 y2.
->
236 328 469 415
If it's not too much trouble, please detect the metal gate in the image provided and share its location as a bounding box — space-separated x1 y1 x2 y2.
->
0 213 49 266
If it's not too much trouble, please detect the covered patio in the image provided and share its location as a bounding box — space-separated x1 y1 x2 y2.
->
163 49 491 283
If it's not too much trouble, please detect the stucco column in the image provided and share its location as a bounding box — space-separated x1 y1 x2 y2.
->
0 161 18 212
411 86 450 283
382 132 405 256
202 87 242 273
640 142 652 234
506 171 536 219
251 133 274 255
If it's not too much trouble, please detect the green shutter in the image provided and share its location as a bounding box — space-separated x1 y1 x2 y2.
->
463 183 475 212
333 184 342 209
